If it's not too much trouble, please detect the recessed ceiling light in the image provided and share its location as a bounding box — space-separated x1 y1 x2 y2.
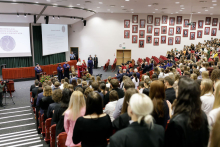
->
171 13 173 14
97 7 100 8
125 0 129 1
36 2 38 3
210 7 214 8
212 0 217 2
121 6 124 7
213 4 217 6
153 12 155 13
77 4 80 5
198 12 201 13
132 12 134 13
205 9 208 11
180 5 184 7
131 9 133 10
155 9 158 10
179 10 182 11
148 5 151 7
181 8 185 9
99 2 103 4
175 2 180 4
176 12 179 13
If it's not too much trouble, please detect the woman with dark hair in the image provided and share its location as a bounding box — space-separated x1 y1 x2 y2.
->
165 77 209 147
132 73 139 89
153 67 160 78
73 92 112 147
71 79 77 90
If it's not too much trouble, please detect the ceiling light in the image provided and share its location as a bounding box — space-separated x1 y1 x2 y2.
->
77 4 80 5
36 2 38 3
24 14 26 17
212 0 217 2
148 5 151 7
213 4 217 6
155 9 158 10
180 10 182 11
58 16 60 19
153 12 155 13
132 12 134 13
181 8 185 9
131 9 133 10
205 10 208 11
17 13 19 17
99 2 103 4
210 13 213 15
53 16 54 19
125 0 129 1
175 2 180 4
180 5 184 7
198 12 201 13
171 13 173 14
176 12 179 13
210 7 214 8
121 6 124 7
97 7 100 8
110 5 115 7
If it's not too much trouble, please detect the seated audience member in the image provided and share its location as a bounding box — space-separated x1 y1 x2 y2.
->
96 76 101 83
173 74 180 97
63 82 69 89
104 90 119 121
30 79 38 91
68 84 74 92
82 76 87 81
82 85 88 94
72 92 113 147
71 79 77 90
53 81 60 91
64 91 86 147
84 87 93 99
75 87 84 94
143 78 151 96
33 87 43 107
64 77 69 84
132 73 139 89
70 72 78 83
106 76 112 88
60 79 65 90
90 76 95 82
143 61 153 74
115 69 123 82
209 112 220 147
138 82 144 93
211 69 220 84
128 68 133 77
48 81 53 87
164 76 176 104
202 71 209 79
82 81 87 87
92 82 103 99
190 73 198 80
153 67 160 78
32 80 39 99
198 63 207 79
165 77 209 147
120 76 128 89
133 68 140 79
109 93 164 147
100 83 106 99
158 68 165 79
75 79 82 90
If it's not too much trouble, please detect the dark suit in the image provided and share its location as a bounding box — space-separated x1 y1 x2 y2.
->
112 112 130 131
88 57 93 61
94 57 98 69
116 73 123 82
104 88 124 106
143 64 153 73
32 87 39 99
30 84 35 91
187 53 192 60
128 72 133 77
74 84 82 90
165 88 176 104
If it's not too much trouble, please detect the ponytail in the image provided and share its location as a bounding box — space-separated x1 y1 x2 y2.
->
137 114 154 129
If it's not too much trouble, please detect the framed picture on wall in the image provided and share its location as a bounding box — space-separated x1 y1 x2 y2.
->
211 28 217 36
140 19 146 28
219 23 220 30
191 22 196 30
168 37 173 45
124 30 130 38
190 32 195 40
204 27 210 35
177 16 182 24
212 18 218 26
132 35 138 43
124 20 130 28
198 20 204 28
154 28 160 36
132 15 138 23
154 38 159 46
161 36 166 44
147 15 153 24
169 17 175 26
162 15 168 24
205 17 211 25
183 29 188 37
139 40 144 48
175 36 181 44
161 26 167 34
155 17 160 26
139 30 145 38
169 27 174 35
176 26 182 34
146 35 152 43
132 25 138 33
184 19 189 27
197 30 203 38
147 25 153 33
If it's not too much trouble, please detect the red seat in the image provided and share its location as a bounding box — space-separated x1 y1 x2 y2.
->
103 79 107 83
57 132 67 147
45 118 52 143
149 70 154 79
146 57 151 63
174 58 179 61
159 58 164 63
30 92 32 102
160 55 168 61
50 124 56 147
208 58 213 62
38 111 42 130
41 114 45 136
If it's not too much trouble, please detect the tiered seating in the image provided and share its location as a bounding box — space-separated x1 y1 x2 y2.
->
57 132 68 147
50 124 56 147
152 56 159 66
160 55 168 61
45 118 52 143
111 58 117 72
103 59 110 71
41 114 46 136
146 57 151 63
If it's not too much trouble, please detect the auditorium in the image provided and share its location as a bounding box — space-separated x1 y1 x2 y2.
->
0 0 220 146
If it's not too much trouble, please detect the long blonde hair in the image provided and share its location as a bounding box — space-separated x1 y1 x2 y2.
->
201 79 213 96
213 81 220 109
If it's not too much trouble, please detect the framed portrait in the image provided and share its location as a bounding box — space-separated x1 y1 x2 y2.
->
219 23 220 30
147 15 153 24
139 30 145 38
168 27 174 35
198 20 204 28
190 32 195 40
205 17 211 25
132 35 138 43
154 38 159 46
191 22 196 30
161 36 166 44
139 40 144 48
211 28 217 36
132 15 138 23
212 18 218 26
154 28 160 36
124 20 130 28
140 19 146 28
132 25 138 33
176 26 182 34
162 15 168 24
146 35 152 43
161 26 167 34
175 36 181 44
147 25 153 33
177 16 182 24
155 17 160 26
124 30 130 38
168 37 173 45
184 19 189 27
204 27 210 35
197 30 203 38
183 29 188 37
169 17 175 26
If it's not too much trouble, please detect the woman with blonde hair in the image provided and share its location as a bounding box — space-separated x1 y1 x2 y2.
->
68 84 74 92
90 76 95 82
190 73 197 80
63 82 69 89
209 112 220 147
96 76 101 83
64 91 86 147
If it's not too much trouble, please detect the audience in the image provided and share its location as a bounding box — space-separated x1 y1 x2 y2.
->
75 79 82 90
53 81 60 91
132 73 139 89
92 81 103 99
164 76 176 104
71 79 77 90
60 79 65 90
32 80 39 98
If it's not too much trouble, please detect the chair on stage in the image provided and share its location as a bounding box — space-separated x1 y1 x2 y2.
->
45 118 52 143
50 124 56 147
57 132 68 147
103 59 110 72
111 58 117 72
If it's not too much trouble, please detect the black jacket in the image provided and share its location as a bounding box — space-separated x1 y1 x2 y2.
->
116 74 123 82
74 85 82 90
112 112 130 131
39 96 54 121
143 88 150 96
32 87 39 99
165 88 176 104
143 64 153 73
30 84 35 92
104 88 124 106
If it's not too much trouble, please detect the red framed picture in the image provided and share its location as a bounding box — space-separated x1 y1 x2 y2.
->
132 15 138 23
176 26 182 34
219 23 220 30
146 35 152 43
198 20 203 28
183 29 188 37
211 28 217 36
154 28 160 36
191 22 196 30
140 19 146 28
162 15 168 24
147 25 153 33
212 18 218 26
161 36 166 44
155 17 160 26
161 26 167 34
154 38 159 46
124 20 130 28
124 30 130 38
132 25 138 33
204 27 210 35
169 17 175 26
177 16 182 24
132 35 138 43
205 17 211 25
147 15 153 24
197 30 203 38
190 32 195 40
175 36 181 44
168 37 173 45
139 30 145 38
139 40 144 48
168 27 174 35
184 19 189 27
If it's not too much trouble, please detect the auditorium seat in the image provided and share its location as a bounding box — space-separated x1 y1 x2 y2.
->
50 124 56 147
41 114 45 136
208 58 213 62
57 132 68 147
30 92 32 102
45 118 52 143
146 57 151 63
38 111 42 131
159 58 164 63
174 58 179 61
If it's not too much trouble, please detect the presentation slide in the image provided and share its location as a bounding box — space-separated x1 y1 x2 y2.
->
41 24 68 56
0 26 31 57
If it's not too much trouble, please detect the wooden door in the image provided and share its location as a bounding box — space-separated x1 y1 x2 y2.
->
116 50 131 65
123 50 131 63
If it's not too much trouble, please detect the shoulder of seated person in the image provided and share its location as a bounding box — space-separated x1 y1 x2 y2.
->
83 113 107 118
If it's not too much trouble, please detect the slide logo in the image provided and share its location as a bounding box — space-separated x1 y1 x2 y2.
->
0 36 16 51
62 26 65 32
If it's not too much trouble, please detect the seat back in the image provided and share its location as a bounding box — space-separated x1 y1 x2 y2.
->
41 114 45 136
146 57 151 63
57 132 67 147
50 124 56 147
45 118 52 142
38 111 42 130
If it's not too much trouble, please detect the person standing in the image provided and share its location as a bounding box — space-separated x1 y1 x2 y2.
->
70 52 75 60
63 61 70 79
94 55 98 69
0 79 6 107
76 58 82 78
34 63 42 80
57 64 63 82
88 58 93 75
88 55 93 61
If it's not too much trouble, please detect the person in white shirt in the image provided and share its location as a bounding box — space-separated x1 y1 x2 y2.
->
59 79 65 90
106 76 111 88
132 73 139 89
198 63 206 79
138 82 144 93
158 68 165 79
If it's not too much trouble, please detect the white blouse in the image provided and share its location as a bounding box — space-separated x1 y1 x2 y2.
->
200 93 215 115
103 100 118 122
132 78 139 89
207 107 220 126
